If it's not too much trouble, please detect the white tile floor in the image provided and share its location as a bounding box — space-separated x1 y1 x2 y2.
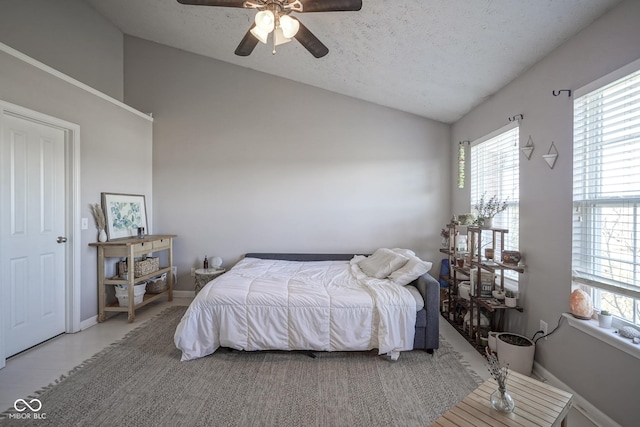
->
0 298 191 413
0 300 593 426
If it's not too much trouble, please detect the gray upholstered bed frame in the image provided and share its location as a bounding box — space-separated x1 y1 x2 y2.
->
245 253 440 353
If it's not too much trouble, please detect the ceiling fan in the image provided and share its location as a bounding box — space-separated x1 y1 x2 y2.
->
176 0 362 58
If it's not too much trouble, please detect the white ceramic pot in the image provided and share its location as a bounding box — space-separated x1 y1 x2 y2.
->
480 336 488 348
598 313 613 329
98 229 107 242
458 283 471 300
496 333 535 376
505 297 517 307
488 331 499 353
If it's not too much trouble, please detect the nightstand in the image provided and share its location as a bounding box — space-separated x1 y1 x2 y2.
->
194 268 225 294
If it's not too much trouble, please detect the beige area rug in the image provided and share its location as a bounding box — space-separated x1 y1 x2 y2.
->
0 307 483 426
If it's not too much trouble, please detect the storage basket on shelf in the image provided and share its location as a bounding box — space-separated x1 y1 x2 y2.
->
146 272 168 294
115 283 147 307
118 256 159 278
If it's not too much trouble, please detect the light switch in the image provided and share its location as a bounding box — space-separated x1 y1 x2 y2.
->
81 218 89 230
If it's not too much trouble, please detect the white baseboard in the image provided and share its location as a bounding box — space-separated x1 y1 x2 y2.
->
78 291 192 331
80 316 98 331
532 362 620 427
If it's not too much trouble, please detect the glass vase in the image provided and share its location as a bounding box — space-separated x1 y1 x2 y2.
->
490 387 515 413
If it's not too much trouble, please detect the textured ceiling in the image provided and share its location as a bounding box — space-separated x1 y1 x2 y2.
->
84 0 621 123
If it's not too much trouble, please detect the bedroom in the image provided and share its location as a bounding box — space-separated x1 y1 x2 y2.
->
0 0 639 425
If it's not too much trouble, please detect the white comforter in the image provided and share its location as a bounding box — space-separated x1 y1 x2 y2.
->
174 257 417 361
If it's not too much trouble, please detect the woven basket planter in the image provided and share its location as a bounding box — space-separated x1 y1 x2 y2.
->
118 257 159 278
146 272 168 294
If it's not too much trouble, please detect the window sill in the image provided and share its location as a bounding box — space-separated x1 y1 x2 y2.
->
563 313 640 360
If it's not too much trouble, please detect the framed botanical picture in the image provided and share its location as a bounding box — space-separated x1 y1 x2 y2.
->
101 193 148 240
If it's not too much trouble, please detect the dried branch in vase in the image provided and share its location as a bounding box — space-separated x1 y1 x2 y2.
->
90 203 106 230
486 347 509 389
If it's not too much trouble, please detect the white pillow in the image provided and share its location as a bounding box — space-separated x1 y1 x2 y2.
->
388 254 432 286
357 248 408 279
391 248 416 257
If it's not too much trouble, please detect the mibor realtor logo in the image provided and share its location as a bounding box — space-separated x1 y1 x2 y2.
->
8 398 47 420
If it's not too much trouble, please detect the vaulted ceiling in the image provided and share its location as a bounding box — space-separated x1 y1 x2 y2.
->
85 0 621 123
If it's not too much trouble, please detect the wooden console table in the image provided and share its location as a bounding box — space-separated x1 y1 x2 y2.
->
431 371 573 426
90 235 176 323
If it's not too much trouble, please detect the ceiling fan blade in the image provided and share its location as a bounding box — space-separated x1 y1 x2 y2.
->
295 0 362 13
235 25 259 56
293 20 329 58
176 0 246 7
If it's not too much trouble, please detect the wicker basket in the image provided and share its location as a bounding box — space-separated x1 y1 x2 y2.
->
146 273 168 294
118 257 159 278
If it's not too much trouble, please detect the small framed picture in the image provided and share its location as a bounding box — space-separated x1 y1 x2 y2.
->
101 193 148 240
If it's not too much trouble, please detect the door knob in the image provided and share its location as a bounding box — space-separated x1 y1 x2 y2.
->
57 236 68 243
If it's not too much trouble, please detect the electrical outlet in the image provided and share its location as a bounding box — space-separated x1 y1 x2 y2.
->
81 218 89 230
191 267 196 277
540 320 548 339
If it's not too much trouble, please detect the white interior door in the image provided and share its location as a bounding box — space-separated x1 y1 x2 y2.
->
1 113 66 357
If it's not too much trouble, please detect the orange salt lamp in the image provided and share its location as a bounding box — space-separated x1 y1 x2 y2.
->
570 289 593 319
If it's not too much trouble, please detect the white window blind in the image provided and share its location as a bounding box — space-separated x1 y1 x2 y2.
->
470 125 520 267
572 66 640 325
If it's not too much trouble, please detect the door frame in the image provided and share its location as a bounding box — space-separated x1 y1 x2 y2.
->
0 100 81 369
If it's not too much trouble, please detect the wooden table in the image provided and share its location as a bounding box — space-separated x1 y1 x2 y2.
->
431 371 573 427
90 235 176 323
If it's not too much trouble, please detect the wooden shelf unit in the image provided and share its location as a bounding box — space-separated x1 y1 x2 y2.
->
90 235 176 323
441 224 524 345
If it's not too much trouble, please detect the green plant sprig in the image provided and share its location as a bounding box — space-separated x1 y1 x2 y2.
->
474 193 509 219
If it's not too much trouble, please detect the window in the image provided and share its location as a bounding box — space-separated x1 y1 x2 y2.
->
470 124 520 280
572 64 640 326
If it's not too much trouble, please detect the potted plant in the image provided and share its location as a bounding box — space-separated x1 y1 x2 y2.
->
457 213 475 226
504 290 517 307
496 332 535 376
473 193 509 228
598 310 613 329
488 331 499 353
440 228 450 248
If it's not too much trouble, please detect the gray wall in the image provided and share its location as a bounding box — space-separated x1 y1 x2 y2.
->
0 0 152 323
451 1 640 425
123 37 451 290
0 0 124 101
0 49 153 322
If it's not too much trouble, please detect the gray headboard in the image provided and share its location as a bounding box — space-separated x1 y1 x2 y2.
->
245 253 363 262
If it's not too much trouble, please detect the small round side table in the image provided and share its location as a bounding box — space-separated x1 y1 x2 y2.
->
194 268 225 295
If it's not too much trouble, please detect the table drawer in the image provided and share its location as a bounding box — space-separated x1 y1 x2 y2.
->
132 241 153 255
153 238 171 251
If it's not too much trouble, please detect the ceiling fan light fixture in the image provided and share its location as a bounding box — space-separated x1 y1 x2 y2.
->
250 26 270 44
274 28 291 46
254 10 275 32
279 15 299 38
177 0 364 57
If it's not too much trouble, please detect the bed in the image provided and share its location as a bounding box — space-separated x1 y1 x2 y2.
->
174 250 440 361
